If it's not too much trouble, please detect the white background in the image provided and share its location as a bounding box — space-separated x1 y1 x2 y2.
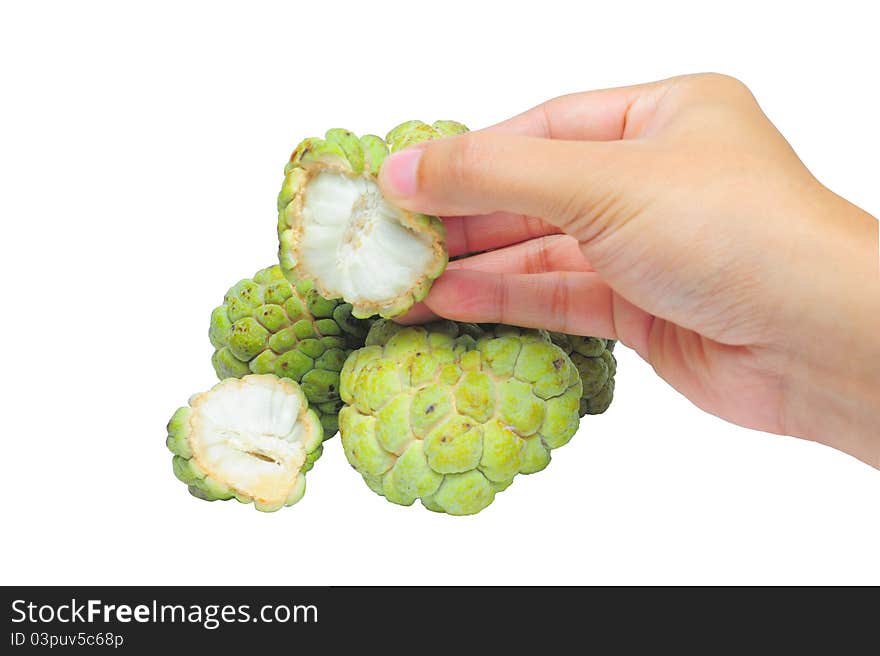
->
1 1 877 585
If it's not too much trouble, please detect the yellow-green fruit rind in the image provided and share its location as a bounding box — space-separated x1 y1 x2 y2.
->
432 120 470 137
324 128 364 174
385 119 469 153
338 321 581 515
210 265 371 435
549 332 618 417
424 470 495 516
359 134 389 173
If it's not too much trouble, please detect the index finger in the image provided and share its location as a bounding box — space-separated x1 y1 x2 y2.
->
483 77 674 141
443 212 560 257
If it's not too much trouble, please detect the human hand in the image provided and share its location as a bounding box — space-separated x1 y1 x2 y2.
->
378 74 880 466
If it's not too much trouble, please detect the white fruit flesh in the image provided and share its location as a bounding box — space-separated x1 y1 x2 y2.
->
188 376 316 508
298 170 441 311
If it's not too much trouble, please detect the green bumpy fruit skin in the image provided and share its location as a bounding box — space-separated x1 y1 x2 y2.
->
277 121 468 320
209 265 370 435
385 119 468 153
338 321 582 516
548 333 617 416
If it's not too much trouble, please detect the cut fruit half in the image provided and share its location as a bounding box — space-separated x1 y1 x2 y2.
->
277 122 467 319
166 375 323 512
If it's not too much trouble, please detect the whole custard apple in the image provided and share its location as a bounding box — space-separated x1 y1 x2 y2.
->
338 320 583 515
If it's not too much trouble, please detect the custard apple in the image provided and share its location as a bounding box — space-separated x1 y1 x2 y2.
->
385 119 469 152
338 320 582 515
209 265 370 435
549 333 617 415
166 375 323 512
277 120 467 319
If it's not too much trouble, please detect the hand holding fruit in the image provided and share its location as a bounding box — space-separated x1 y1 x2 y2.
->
380 74 880 467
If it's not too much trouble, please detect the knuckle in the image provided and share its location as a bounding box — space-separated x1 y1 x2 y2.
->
523 236 550 274
548 273 570 331
494 274 510 325
523 215 547 240
693 72 754 98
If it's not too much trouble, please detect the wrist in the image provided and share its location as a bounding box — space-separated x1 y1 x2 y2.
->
781 193 879 466
783 343 879 468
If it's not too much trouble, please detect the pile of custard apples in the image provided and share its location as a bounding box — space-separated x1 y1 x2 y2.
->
166 121 617 515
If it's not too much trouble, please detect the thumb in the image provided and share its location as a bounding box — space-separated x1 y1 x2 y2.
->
378 131 644 236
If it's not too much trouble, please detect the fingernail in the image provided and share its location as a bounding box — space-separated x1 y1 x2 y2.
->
380 147 423 198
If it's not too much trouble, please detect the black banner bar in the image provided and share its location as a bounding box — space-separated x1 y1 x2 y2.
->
1 586 873 651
